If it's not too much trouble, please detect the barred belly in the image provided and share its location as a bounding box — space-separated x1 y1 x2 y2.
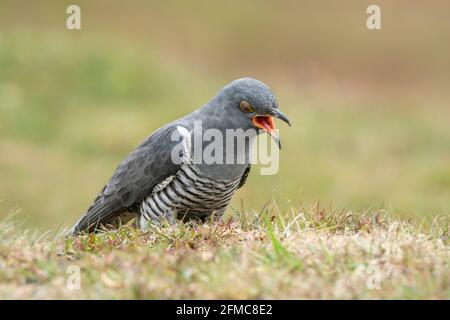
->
140 164 241 226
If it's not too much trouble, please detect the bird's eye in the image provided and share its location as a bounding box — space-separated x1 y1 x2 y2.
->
240 100 254 113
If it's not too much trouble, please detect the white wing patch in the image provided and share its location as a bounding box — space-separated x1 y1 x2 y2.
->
176 125 193 164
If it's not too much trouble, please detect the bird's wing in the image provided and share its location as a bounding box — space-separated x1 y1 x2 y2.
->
237 164 251 189
70 124 189 234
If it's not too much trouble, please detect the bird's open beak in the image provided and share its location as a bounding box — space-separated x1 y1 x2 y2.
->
252 109 291 149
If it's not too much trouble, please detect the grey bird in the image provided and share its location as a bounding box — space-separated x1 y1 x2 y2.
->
70 78 290 234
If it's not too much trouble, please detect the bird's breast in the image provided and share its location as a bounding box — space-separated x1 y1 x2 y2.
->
142 164 242 221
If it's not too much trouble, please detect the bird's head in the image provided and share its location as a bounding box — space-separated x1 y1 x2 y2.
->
216 78 291 148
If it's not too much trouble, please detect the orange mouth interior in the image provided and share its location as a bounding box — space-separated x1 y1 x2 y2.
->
252 116 275 133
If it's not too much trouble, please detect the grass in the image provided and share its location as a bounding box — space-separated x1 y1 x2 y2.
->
0 205 448 299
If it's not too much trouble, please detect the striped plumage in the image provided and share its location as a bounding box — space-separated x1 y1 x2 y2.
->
140 163 246 226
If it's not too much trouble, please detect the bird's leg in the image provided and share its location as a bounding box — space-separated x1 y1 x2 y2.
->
202 209 225 223
213 209 226 222
139 208 176 231
161 209 177 225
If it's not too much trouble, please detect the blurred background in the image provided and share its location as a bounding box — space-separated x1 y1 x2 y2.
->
0 0 449 230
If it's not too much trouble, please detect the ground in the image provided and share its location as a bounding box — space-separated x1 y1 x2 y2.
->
1 206 448 299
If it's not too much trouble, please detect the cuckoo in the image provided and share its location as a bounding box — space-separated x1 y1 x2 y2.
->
70 78 290 234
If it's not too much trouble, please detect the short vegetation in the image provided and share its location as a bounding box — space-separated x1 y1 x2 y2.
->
0 205 448 299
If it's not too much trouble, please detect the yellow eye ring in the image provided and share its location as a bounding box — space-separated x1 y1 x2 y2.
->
240 100 254 113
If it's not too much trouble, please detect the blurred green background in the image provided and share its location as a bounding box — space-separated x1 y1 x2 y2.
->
0 0 449 230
